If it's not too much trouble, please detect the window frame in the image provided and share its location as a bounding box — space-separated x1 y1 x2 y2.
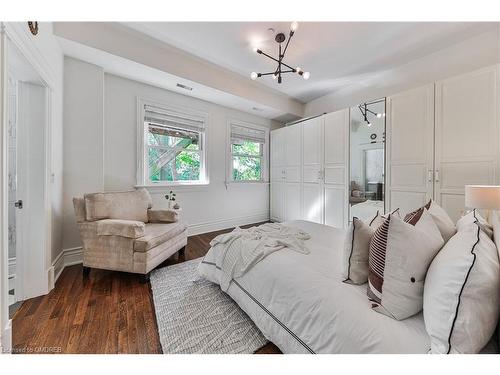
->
137 98 209 187
226 120 269 184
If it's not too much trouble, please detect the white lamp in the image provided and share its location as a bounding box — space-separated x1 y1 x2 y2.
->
465 185 500 222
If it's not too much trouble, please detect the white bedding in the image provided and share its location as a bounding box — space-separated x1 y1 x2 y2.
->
198 220 430 354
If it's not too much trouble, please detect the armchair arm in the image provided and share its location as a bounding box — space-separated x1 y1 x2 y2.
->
96 219 146 239
147 209 179 223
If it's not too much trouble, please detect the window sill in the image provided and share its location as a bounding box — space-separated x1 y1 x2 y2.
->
226 181 270 186
135 182 210 192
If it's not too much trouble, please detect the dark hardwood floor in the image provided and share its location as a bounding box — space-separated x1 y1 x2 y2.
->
12 222 281 354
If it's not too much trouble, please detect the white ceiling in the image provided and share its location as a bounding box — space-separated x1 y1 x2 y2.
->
123 22 498 103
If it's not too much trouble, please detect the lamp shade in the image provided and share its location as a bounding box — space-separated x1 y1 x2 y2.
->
465 185 500 210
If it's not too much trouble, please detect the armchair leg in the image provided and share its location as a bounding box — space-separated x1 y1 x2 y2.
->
140 272 151 284
179 246 186 259
83 266 90 277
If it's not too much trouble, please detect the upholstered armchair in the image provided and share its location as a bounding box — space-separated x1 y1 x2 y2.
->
73 188 187 282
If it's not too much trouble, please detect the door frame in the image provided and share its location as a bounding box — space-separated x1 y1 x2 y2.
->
0 23 54 353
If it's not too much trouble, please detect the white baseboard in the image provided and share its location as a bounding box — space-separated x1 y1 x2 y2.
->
52 247 83 284
1 320 12 354
53 212 269 283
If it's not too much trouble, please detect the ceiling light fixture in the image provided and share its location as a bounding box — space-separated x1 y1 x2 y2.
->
250 22 309 84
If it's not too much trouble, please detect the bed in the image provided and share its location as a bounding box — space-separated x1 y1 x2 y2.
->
198 220 430 354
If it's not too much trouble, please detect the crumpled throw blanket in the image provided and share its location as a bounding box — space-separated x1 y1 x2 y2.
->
205 223 311 291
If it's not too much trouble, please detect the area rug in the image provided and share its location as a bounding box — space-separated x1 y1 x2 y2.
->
150 258 268 354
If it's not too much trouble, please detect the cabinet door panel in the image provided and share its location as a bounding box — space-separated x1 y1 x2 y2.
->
435 66 499 217
285 124 301 167
270 182 285 222
386 84 434 215
324 186 346 228
285 183 301 221
302 183 323 224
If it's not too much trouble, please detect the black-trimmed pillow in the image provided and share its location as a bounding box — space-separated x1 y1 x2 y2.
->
367 208 444 320
405 200 455 242
423 217 500 353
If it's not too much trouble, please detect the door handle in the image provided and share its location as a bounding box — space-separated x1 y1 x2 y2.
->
14 200 23 209
435 170 440 183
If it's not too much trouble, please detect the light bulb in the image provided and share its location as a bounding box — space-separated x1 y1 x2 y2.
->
382 113 386 117
253 46 259 53
376 113 382 118
303 71 310 80
272 73 278 80
291 21 299 32
367 122 372 127
296 66 302 73
250 72 258 80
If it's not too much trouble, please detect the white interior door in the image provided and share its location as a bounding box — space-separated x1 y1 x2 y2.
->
435 65 500 222
302 117 323 223
17 82 47 299
270 127 286 222
323 109 349 228
284 123 302 221
386 84 435 216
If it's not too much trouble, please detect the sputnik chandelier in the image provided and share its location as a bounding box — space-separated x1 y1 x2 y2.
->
250 22 310 84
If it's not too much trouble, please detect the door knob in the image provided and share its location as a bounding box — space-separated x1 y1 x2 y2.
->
14 200 23 209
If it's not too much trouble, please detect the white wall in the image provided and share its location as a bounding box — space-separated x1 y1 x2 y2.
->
305 27 500 116
62 57 277 251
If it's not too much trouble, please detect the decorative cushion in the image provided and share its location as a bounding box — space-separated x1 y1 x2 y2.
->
342 217 375 284
405 200 455 242
84 188 152 223
147 209 179 223
367 209 444 320
457 209 493 239
97 219 146 239
369 208 400 229
73 197 86 223
423 220 500 353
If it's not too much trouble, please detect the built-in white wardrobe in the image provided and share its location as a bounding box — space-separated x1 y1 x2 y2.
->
270 109 349 227
386 64 500 221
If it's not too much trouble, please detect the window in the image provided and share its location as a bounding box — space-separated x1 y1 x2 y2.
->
229 123 268 182
140 103 207 185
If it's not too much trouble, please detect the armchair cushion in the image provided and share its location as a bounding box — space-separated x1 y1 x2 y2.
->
84 188 152 222
147 209 178 223
97 219 146 239
134 221 188 252
73 197 86 223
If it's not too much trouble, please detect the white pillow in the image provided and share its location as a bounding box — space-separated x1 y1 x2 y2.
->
368 209 444 320
423 220 500 353
426 200 456 242
342 217 374 284
457 209 493 239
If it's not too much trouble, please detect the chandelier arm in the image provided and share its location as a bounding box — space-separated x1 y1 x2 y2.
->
258 50 296 71
281 32 293 58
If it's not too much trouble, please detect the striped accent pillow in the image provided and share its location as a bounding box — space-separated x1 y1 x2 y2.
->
367 215 390 303
367 210 444 320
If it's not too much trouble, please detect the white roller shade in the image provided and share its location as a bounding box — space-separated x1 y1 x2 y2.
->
230 124 266 144
144 104 205 132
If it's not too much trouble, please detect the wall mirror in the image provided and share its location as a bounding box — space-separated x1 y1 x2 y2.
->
349 98 386 222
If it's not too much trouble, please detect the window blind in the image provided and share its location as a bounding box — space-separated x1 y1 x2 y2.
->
144 104 205 132
230 124 266 144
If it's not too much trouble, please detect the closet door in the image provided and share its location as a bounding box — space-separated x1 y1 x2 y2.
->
302 117 323 223
284 124 302 221
270 128 286 221
435 65 500 222
386 84 435 216
323 109 349 228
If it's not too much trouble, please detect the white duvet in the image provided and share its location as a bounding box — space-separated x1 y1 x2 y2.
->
198 220 430 354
